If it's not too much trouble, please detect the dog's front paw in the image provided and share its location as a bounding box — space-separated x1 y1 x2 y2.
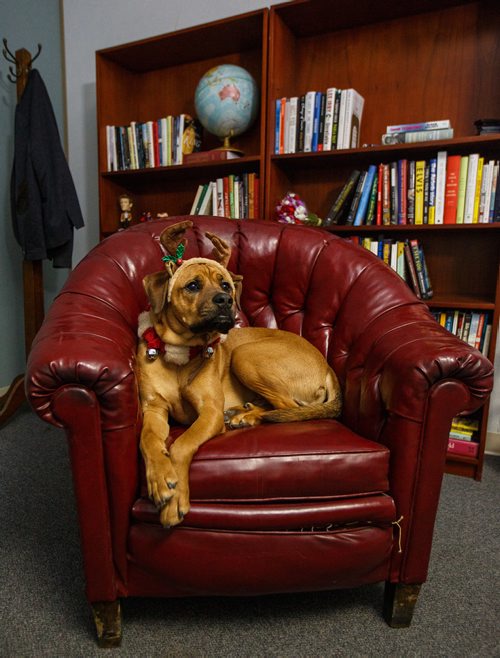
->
159 484 190 528
145 455 178 509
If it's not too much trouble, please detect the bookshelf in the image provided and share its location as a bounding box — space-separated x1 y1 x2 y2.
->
96 9 268 237
265 0 499 480
95 0 499 479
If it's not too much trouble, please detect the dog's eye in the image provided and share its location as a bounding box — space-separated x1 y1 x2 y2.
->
185 280 201 292
220 281 231 292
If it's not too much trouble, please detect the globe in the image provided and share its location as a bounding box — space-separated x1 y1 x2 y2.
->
194 64 259 151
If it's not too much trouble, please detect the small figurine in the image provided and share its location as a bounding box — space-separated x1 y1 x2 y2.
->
118 194 133 229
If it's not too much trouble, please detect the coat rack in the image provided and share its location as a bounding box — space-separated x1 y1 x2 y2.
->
0 40 45 427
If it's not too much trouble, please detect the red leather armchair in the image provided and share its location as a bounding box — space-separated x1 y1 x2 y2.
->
26 217 493 646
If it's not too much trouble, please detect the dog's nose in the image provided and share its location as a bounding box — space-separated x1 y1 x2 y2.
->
212 292 232 307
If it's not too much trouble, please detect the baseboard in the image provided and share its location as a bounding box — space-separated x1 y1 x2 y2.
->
485 432 500 456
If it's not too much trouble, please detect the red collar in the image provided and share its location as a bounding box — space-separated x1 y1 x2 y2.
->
142 324 221 364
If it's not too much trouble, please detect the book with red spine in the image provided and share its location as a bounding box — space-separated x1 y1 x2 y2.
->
447 438 479 457
443 154 462 224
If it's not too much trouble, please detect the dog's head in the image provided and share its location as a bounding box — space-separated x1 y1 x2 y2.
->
143 220 242 337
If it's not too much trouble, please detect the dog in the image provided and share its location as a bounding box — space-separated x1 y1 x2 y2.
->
137 220 342 528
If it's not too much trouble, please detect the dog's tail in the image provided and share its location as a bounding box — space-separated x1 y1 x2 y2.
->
262 369 342 424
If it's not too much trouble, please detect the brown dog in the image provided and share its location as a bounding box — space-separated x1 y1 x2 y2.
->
137 220 342 527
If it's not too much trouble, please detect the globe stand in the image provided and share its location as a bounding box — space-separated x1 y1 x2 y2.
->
214 135 244 157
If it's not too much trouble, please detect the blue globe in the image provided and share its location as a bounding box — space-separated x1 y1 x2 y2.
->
194 64 259 146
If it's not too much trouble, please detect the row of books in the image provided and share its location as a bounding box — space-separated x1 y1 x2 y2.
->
274 87 364 155
324 151 500 227
105 114 201 171
430 309 492 356
447 416 480 458
381 119 454 145
189 173 260 219
348 236 433 300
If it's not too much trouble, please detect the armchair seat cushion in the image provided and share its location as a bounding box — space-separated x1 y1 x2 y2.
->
133 419 393 531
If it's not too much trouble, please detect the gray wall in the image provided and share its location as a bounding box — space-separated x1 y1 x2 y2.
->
0 0 68 387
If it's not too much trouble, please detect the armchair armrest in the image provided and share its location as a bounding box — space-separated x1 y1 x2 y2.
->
339 294 493 584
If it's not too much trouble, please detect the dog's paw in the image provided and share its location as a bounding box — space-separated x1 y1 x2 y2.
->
146 455 179 509
159 486 190 528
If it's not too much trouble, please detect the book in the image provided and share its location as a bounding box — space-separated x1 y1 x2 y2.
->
397 159 407 224
463 154 479 223
381 128 454 144
389 161 399 224
311 91 323 152
472 157 484 222
414 160 426 224
386 119 452 133
331 89 342 149
434 151 447 224
341 88 364 149
403 241 422 298
353 164 377 226
323 170 361 226
345 170 368 224
189 184 205 215
184 150 241 163
322 87 336 151
426 158 437 224
443 155 462 224
447 437 479 458
455 155 469 223
303 91 317 152
410 239 432 299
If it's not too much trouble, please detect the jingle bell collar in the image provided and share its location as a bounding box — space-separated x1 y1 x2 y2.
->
137 310 223 365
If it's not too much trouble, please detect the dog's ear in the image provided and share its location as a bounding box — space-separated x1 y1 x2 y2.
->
205 231 231 268
230 272 243 311
160 220 193 264
143 270 171 315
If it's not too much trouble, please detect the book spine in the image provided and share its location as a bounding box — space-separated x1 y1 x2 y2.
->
414 160 426 224
407 160 415 224
345 170 367 225
443 154 462 224
303 91 316 152
353 164 377 226
386 119 451 133
434 150 447 225
403 241 422 298
322 87 336 151
397 159 407 224
381 128 453 144
464 154 479 223
323 170 361 226
331 89 342 149
447 438 479 457
472 157 484 222
426 158 437 224
455 155 469 223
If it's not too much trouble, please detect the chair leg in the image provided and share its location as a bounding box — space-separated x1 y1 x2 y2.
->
383 582 421 628
90 600 122 647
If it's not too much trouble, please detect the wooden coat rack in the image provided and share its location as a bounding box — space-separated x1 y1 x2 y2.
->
0 40 45 427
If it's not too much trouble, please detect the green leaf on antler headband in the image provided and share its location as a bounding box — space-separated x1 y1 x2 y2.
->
162 243 186 265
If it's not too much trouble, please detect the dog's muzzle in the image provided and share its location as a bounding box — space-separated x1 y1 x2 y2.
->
191 292 236 334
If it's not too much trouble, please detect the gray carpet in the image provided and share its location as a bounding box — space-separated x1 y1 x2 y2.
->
0 407 498 657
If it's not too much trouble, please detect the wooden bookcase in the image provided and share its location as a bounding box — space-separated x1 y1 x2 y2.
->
265 0 500 480
95 0 499 480
96 9 268 237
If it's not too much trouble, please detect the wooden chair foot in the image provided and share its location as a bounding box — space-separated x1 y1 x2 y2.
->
91 600 122 647
383 582 421 628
